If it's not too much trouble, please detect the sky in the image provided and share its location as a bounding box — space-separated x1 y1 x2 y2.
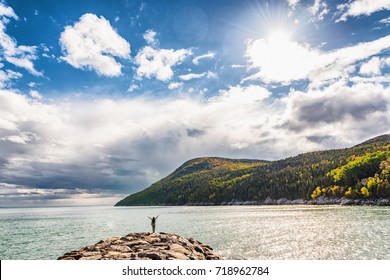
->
0 0 389 207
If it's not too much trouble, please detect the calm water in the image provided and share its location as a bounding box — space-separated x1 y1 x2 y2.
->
0 205 389 260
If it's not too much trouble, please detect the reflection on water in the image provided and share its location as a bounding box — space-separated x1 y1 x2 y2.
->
0 205 389 259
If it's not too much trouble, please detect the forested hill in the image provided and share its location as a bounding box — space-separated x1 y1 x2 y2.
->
115 135 390 206
116 157 267 206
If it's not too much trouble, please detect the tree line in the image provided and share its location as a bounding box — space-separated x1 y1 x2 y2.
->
116 136 390 206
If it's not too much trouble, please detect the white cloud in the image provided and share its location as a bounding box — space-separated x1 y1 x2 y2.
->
245 33 390 88
5 51 41 76
136 29 194 81
351 75 390 84
42 53 55 59
379 16 390 24
287 0 300 8
1 132 35 144
135 46 192 81
140 2 146 12
0 68 22 88
0 3 42 77
210 85 271 104
359 56 390 76
59 13 130 77
309 0 329 21
359 57 381 76
178 71 216 81
337 0 390 22
143 29 158 46
192 51 215 65
0 85 275 205
283 82 390 143
200 88 208 95
0 183 123 207
127 84 139 92
0 3 17 19
168 82 183 90
29 89 43 100
1 80 390 206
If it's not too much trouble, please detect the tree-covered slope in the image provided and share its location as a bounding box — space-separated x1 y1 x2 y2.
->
115 135 390 206
116 157 267 206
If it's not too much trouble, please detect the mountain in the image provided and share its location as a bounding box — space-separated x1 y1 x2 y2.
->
115 135 390 206
116 157 267 206
354 134 390 147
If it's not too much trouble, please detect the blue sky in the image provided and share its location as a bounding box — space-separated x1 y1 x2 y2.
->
0 0 389 206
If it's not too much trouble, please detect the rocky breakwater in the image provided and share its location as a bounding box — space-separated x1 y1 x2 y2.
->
58 232 222 260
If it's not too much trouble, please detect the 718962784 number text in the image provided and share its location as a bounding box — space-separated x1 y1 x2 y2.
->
215 266 269 276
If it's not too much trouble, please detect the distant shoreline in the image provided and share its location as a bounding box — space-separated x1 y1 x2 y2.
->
187 197 390 206
116 197 390 207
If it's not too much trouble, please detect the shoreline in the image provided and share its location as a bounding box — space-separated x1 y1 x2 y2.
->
185 197 390 206
115 197 390 207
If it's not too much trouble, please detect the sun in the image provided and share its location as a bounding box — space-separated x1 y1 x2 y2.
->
246 27 316 83
267 30 291 45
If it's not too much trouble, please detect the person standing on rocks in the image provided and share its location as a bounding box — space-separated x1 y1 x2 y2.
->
148 215 159 233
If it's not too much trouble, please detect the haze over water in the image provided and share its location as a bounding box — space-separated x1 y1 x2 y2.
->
0 205 389 260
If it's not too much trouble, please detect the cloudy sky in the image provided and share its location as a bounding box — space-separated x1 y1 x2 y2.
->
0 0 389 206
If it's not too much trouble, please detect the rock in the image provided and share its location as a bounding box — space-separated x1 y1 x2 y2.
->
263 197 275 205
79 254 102 260
110 245 132 252
127 240 150 247
162 250 190 260
138 251 162 260
377 198 390 206
277 198 288 205
340 198 353 206
81 251 101 257
308 197 390 206
168 244 191 255
58 232 222 260
60 251 82 260
104 251 122 259
291 198 307 204
144 235 160 243
84 245 98 252
194 246 204 254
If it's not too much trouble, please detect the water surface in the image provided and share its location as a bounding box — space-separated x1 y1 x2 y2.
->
0 205 389 259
